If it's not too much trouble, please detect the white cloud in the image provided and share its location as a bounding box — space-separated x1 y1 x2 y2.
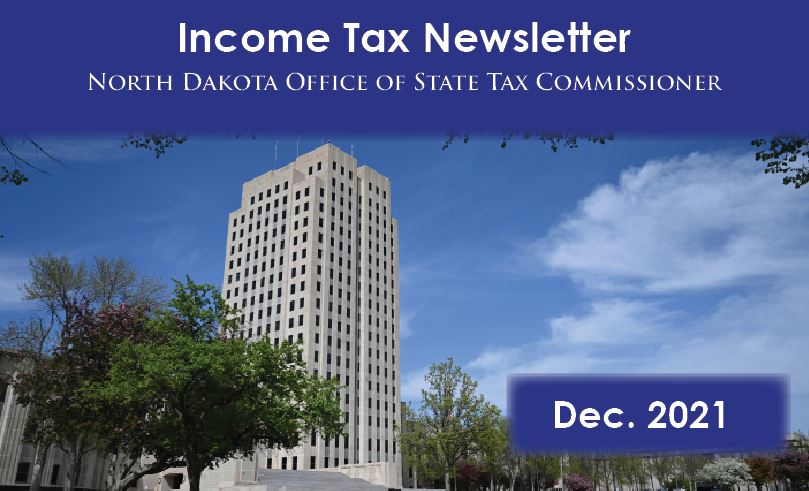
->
467 299 666 408
466 284 809 423
452 152 809 428
533 152 809 293
549 299 675 345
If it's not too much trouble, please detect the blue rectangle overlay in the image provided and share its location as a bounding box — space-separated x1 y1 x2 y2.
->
509 375 787 454
3 0 809 133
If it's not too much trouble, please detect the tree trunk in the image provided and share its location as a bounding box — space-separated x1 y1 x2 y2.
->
445 468 451 491
490 475 494 491
110 457 143 491
28 441 47 491
185 458 210 491
64 441 84 491
413 465 418 489
187 459 206 491
111 471 136 491
109 456 183 491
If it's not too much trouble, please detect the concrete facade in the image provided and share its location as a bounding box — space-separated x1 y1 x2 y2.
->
219 143 402 487
0 351 107 491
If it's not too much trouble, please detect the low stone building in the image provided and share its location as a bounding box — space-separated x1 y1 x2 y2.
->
0 349 107 491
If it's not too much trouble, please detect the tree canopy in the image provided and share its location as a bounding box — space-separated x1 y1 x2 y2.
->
13 305 153 491
697 457 751 490
412 357 501 491
9 271 343 491
752 135 809 189
92 278 343 491
3 254 165 491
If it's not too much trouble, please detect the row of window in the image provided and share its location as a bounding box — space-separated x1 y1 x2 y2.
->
236 183 392 244
267 447 394 472
13 462 61 485
235 298 398 344
246 179 290 208
234 200 391 246
244 158 387 210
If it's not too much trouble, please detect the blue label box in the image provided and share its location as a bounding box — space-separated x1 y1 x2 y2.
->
508 374 788 454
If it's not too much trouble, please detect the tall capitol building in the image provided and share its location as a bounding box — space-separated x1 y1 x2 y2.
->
221 143 401 483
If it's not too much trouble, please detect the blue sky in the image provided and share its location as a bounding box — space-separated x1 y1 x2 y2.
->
2 135 807 429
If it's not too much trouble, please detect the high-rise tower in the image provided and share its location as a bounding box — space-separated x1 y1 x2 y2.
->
221 143 401 484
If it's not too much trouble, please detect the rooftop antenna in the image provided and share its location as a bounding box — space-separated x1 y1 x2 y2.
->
296 136 300 157
274 139 278 165
350 144 355 157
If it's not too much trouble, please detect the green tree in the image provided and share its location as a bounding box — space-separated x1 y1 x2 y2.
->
648 456 674 490
622 456 646 489
419 357 498 491
678 455 711 491
17 254 165 337
503 443 522 491
745 456 775 491
3 254 164 491
13 305 157 491
752 135 809 188
543 455 562 490
94 278 343 491
476 413 507 491
399 403 436 489
524 455 560 491
121 133 188 158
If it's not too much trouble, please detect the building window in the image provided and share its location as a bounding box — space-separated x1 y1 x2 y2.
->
15 462 30 484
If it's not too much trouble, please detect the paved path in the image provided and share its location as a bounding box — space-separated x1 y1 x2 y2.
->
220 468 392 491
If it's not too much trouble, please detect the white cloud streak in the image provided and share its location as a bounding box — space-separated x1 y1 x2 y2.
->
533 152 809 293
417 152 809 428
